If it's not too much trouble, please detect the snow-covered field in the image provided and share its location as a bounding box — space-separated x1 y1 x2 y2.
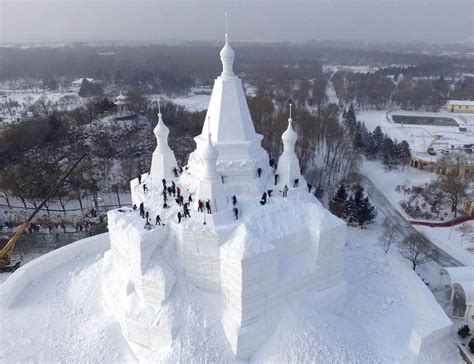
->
0 224 460 363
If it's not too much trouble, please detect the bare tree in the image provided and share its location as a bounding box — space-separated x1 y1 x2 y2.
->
378 219 399 254
400 233 434 271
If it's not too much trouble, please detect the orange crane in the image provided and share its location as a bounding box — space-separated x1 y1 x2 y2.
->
0 154 87 272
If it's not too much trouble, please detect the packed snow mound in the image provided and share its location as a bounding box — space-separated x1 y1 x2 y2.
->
0 228 460 363
253 301 379 363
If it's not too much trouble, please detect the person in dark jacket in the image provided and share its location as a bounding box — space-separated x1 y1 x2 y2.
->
233 207 239 220
198 199 204 212
294 178 299 188
257 167 262 177
155 214 162 226
138 174 142 184
177 212 182 224
232 195 237 205
183 203 191 218
274 174 279 186
139 202 145 218
260 192 267 205
205 200 212 214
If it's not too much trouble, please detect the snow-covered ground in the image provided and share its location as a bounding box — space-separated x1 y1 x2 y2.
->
361 160 474 266
0 224 460 363
168 94 210 112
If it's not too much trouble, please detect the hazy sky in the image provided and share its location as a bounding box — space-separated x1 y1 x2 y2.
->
1 0 472 44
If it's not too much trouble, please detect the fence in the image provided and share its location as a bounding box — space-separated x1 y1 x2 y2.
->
410 215 474 228
1 227 108 255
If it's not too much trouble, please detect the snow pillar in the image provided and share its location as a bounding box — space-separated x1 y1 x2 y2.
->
196 131 227 213
150 112 178 184
276 116 303 188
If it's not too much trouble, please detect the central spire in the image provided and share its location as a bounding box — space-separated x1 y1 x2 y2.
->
220 13 235 77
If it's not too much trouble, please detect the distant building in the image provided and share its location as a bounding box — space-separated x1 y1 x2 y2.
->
411 152 473 177
461 197 474 216
447 100 474 113
114 92 127 114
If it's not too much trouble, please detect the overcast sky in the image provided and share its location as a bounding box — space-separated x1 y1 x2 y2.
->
1 0 472 44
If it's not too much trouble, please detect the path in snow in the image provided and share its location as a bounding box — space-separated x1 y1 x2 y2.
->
360 174 463 268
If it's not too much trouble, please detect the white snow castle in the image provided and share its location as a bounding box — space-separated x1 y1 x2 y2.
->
102 32 347 360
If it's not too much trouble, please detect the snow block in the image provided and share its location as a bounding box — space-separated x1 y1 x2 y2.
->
389 259 453 354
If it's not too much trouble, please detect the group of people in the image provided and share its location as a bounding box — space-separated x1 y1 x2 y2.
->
132 156 315 228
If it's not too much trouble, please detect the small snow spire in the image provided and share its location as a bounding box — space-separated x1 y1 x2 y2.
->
282 102 297 145
154 109 170 143
220 12 235 77
158 99 162 116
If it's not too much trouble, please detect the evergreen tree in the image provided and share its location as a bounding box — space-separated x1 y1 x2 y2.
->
355 196 377 227
329 184 347 217
397 140 411 167
79 79 104 97
344 196 355 221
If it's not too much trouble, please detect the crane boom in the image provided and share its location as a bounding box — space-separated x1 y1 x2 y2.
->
0 153 87 269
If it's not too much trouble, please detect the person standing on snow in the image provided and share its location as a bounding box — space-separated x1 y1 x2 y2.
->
155 214 162 226
177 211 182 224
283 185 289 197
205 200 212 214
294 178 299 188
183 203 191 218
274 174 279 186
232 195 237 205
233 207 239 220
138 174 142 185
198 199 204 212
139 202 145 218
257 168 262 178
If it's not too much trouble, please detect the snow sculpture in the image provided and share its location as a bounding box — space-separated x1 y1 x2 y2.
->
276 105 306 189
188 32 268 188
103 31 347 360
150 110 178 183
196 122 227 215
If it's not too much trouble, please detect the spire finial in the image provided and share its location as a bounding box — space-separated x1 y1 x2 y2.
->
289 98 293 120
207 116 211 137
225 12 228 38
158 99 161 116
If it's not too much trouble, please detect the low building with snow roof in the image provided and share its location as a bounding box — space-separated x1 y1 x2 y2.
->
447 100 474 114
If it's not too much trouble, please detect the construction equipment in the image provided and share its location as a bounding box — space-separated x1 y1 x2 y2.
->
0 153 87 272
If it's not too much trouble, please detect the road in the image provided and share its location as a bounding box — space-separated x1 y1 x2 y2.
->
360 174 463 268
